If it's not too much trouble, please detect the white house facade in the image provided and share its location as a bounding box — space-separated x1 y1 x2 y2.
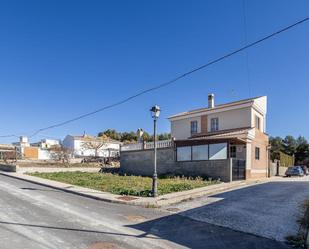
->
62 135 121 158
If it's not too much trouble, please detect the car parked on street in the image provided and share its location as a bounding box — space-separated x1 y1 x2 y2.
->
300 165 309 176
285 166 304 177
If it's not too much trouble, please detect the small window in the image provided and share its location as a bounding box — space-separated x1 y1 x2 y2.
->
230 146 236 158
177 146 191 161
190 121 198 134
255 147 260 160
210 118 219 132
255 115 260 130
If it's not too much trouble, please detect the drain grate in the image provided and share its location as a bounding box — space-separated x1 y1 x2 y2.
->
117 196 138 201
166 207 180 212
125 215 146 222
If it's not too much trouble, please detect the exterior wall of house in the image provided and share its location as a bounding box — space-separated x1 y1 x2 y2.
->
38 149 52 160
251 108 265 133
207 107 251 132
250 129 269 179
23 147 39 159
120 148 232 182
63 136 120 158
171 116 201 140
170 107 252 140
72 140 120 157
41 139 60 149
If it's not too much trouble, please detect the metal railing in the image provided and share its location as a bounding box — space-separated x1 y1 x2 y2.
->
121 139 172 151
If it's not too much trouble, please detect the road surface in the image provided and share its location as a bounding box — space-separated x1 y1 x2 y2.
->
168 176 309 241
0 174 290 249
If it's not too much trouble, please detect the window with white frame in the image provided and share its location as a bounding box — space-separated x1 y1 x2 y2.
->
190 121 198 134
255 115 261 130
210 118 219 132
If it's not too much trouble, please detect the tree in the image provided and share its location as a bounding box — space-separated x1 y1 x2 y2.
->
269 136 284 161
295 136 309 164
81 136 108 157
98 129 121 141
49 145 71 163
283 135 297 156
120 132 138 143
158 132 171 141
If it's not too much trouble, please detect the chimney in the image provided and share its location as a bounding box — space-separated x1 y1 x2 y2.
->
208 93 215 108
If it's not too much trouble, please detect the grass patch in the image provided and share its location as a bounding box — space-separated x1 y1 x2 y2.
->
286 235 306 248
28 172 219 197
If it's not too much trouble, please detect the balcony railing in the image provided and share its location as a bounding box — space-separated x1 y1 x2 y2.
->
121 139 172 151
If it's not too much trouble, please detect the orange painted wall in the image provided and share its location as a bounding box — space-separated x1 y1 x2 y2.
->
24 147 39 159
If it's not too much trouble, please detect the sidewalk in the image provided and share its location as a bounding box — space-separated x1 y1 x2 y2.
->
0 171 279 207
18 167 101 174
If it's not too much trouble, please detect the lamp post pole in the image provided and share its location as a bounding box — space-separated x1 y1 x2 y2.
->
150 105 160 198
152 116 158 197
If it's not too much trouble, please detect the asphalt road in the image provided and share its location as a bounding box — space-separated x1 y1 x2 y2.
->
170 176 309 242
0 174 290 249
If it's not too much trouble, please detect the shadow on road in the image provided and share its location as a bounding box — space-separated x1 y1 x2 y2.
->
0 220 157 239
126 181 309 249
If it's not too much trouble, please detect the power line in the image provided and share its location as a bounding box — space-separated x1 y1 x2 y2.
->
2 16 309 139
0 134 18 138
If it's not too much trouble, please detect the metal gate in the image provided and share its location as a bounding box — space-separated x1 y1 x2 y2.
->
232 159 246 181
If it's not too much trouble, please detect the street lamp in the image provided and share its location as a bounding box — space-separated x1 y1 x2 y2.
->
150 105 160 197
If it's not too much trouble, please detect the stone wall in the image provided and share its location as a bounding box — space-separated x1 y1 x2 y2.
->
120 148 232 182
0 164 18 172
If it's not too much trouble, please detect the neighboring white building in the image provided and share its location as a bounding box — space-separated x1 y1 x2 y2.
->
31 139 60 149
62 135 121 158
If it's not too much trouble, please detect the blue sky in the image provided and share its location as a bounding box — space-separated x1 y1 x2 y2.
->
0 0 308 144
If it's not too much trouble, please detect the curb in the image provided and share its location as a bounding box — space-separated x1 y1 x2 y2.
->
0 171 273 208
0 172 130 205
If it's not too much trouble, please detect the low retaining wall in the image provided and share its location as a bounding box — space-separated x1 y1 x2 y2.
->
0 164 18 172
269 162 288 176
120 148 232 182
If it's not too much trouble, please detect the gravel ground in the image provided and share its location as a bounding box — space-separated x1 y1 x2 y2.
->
167 176 309 242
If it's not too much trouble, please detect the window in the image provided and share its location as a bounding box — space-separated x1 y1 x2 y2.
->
210 118 219 132
177 146 191 161
190 121 198 134
255 115 261 130
192 145 208 160
230 146 236 158
209 143 227 160
176 143 227 161
255 147 260 160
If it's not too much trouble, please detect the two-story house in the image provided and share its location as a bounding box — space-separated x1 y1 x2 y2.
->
168 94 269 179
